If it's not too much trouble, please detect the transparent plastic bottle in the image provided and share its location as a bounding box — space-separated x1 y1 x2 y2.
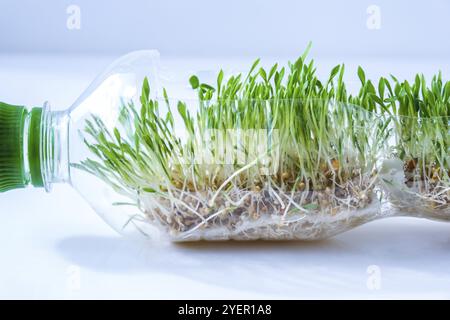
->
0 51 448 241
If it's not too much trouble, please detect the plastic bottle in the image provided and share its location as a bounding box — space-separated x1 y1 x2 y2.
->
0 50 448 241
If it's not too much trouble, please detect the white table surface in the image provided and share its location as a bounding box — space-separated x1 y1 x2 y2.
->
1 54 450 299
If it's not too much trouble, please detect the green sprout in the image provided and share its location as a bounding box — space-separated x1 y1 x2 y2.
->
75 46 449 239
371 73 450 213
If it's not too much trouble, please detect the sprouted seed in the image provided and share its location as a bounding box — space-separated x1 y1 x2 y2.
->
374 73 450 217
76 45 450 240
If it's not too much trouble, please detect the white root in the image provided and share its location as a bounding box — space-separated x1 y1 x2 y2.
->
123 170 384 240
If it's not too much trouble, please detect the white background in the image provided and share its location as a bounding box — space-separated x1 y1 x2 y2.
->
1 0 450 58
1 1 450 299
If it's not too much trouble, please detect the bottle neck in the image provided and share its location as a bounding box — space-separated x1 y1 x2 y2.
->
39 102 70 191
0 102 69 193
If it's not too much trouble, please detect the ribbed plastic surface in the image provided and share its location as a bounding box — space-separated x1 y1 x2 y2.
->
0 102 27 192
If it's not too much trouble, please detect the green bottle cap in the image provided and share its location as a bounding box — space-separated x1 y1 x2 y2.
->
0 102 43 192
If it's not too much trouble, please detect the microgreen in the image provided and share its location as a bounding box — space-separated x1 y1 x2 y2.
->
76 46 450 238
